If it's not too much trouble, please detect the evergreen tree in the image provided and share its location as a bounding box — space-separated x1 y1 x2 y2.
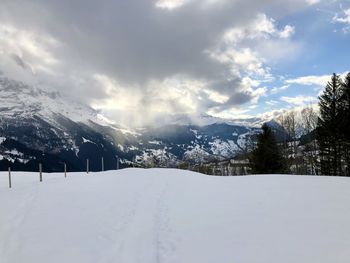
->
340 73 350 176
317 73 343 176
339 73 350 140
250 124 287 174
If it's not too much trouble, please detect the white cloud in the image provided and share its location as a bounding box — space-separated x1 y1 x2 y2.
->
333 8 350 33
285 72 348 87
92 74 235 126
270 85 289 94
92 74 142 111
222 14 294 44
280 95 317 106
207 107 253 120
266 100 279 106
279 25 295 38
203 89 229 104
208 48 268 78
256 102 319 125
201 12 301 118
208 13 297 82
285 74 330 86
305 0 321 5
93 74 205 113
252 87 268 103
333 8 350 24
0 24 60 76
241 77 268 102
155 0 187 10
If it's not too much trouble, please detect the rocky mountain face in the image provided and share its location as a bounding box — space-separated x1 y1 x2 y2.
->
0 76 270 172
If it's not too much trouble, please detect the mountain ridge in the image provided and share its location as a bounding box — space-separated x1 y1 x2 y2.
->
0 76 281 171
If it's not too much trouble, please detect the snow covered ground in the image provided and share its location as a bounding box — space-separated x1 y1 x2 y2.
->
0 169 350 263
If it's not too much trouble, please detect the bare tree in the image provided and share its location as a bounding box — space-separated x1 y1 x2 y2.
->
301 106 319 175
277 113 289 161
282 111 299 173
277 111 303 174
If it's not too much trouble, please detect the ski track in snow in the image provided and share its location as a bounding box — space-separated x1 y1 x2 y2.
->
93 173 172 263
1 178 40 260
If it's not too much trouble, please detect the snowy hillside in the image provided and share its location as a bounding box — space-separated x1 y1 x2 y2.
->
1 169 349 263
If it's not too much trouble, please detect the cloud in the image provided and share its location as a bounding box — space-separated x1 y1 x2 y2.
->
280 95 317 106
255 102 319 125
266 100 279 106
221 14 283 43
207 13 300 82
155 0 187 10
334 8 350 24
0 24 60 76
306 0 321 4
285 74 331 86
205 12 299 113
333 7 350 33
285 72 348 88
279 25 296 38
0 0 316 126
270 85 289 94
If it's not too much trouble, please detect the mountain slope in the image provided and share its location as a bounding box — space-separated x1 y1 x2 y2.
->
0 76 283 171
0 76 126 171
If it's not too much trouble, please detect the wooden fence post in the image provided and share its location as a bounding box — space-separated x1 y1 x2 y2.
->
86 159 89 174
64 162 67 178
8 167 11 188
39 163 42 182
101 157 104 172
116 157 119 170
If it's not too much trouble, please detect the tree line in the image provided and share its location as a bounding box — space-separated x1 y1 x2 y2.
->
250 72 350 176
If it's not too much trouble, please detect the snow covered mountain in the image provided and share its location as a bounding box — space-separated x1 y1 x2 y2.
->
0 76 276 171
135 123 259 166
0 77 102 124
151 112 270 128
0 76 133 171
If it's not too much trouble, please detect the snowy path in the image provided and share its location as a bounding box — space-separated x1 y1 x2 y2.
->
1 169 350 263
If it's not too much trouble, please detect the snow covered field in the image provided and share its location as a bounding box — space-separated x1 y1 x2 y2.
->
0 169 350 263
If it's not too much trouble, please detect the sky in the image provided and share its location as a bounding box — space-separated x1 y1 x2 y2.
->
0 0 349 127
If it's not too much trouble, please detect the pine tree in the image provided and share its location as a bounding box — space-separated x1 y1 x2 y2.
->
340 73 350 176
250 124 288 174
317 73 343 176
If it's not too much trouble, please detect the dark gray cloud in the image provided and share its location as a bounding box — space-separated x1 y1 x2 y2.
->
0 0 317 125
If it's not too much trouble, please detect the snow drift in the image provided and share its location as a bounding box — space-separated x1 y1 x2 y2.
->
0 169 349 263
